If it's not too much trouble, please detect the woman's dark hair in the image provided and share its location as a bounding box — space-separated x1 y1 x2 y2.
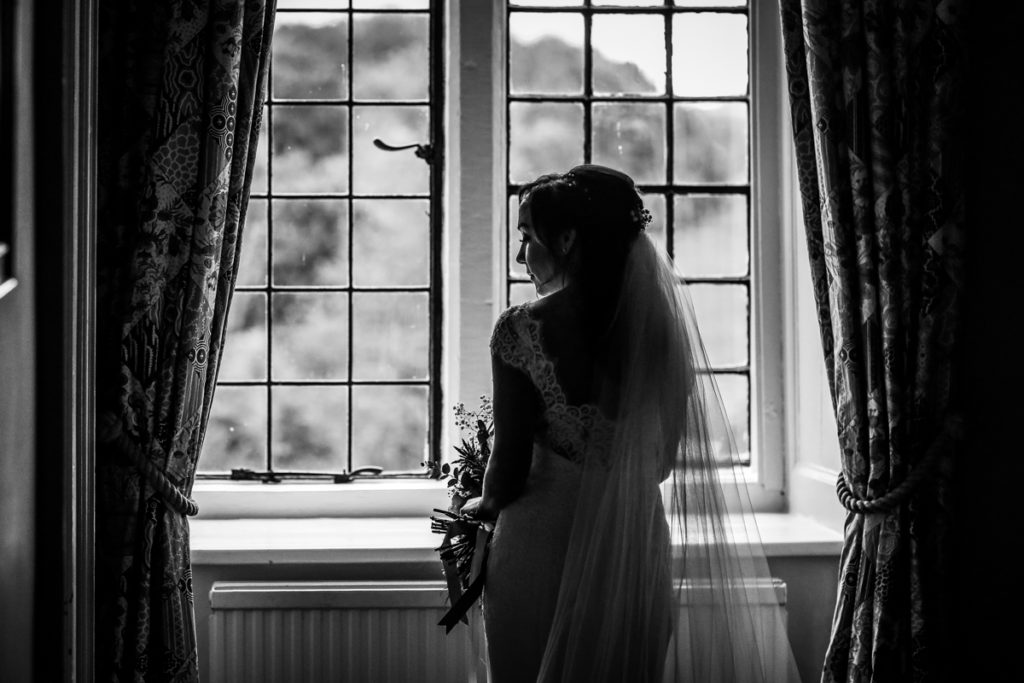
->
518 164 648 341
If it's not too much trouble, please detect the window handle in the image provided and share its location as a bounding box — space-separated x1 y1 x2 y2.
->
227 466 386 484
373 137 435 165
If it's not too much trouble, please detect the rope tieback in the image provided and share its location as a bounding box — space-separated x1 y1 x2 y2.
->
97 411 200 517
836 413 964 514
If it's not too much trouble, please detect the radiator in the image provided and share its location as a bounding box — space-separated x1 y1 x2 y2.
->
209 581 486 683
209 578 788 683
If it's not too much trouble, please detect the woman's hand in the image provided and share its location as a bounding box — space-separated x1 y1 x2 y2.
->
461 496 497 521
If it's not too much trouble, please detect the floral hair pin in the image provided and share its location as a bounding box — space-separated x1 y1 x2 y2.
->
631 207 653 230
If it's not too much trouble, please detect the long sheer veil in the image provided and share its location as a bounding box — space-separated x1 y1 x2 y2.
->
534 231 802 682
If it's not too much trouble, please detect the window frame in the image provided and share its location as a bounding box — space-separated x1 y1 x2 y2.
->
195 0 842 519
199 0 446 482
452 0 793 513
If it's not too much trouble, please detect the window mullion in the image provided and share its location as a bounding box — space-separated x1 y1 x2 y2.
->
346 5 355 475
265 57 274 474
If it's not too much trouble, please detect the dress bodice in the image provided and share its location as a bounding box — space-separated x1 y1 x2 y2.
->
489 304 613 462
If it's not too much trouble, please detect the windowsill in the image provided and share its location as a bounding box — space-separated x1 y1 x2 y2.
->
192 479 449 519
189 512 843 566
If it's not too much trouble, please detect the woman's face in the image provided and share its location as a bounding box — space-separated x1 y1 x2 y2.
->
516 195 563 296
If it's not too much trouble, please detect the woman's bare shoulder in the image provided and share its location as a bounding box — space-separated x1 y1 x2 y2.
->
525 288 580 322
524 290 588 351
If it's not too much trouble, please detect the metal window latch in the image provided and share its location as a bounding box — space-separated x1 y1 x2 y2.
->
332 466 384 483
230 468 282 484
373 138 435 165
228 466 384 484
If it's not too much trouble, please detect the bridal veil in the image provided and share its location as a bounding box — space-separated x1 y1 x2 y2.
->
533 224 802 682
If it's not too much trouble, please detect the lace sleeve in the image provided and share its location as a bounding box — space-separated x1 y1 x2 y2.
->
489 305 533 374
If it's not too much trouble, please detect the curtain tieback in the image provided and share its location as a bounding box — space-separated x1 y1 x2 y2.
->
836 413 964 514
97 410 200 516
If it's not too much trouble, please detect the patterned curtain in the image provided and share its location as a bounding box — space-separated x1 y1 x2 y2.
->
779 1 966 681
96 1 275 680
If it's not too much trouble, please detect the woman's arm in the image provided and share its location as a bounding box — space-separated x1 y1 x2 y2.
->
470 354 539 520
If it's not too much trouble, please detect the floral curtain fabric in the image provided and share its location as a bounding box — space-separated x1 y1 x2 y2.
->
779 1 966 681
96 1 275 680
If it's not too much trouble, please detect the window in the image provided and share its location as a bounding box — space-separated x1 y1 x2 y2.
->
505 0 754 464
201 0 443 480
196 0 795 513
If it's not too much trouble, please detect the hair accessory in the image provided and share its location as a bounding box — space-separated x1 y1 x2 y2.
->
563 171 592 203
630 208 653 230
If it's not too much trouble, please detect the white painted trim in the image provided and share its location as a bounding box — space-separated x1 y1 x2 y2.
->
776 16 845 533
192 480 450 520
748 0 787 505
189 513 842 566
208 578 789 608
447 0 507 413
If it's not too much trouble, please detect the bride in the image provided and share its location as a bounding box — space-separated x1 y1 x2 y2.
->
461 165 800 682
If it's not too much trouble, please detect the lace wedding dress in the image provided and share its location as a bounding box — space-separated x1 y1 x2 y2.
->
484 304 669 683
481 233 801 683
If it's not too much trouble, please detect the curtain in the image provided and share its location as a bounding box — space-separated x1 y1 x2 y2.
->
779 1 965 682
96 1 275 680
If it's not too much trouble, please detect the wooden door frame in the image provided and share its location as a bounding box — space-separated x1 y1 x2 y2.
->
35 0 97 679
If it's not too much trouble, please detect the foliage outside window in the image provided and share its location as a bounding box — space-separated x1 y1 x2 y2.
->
201 0 439 478
201 0 758 480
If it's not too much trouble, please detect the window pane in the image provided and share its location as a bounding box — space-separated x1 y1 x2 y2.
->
713 373 750 463
672 13 748 97
272 105 349 192
510 13 584 95
353 13 429 100
592 14 665 95
592 103 666 184
686 284 748 368
594 0 664 5
272 14 349 100
352 292 428 380
511 1 583 7
219 293 266 381
202 386 267 472
352 385 428 470
509 282 536 307
510 102 584 183
251 107 269 193
352 105 430 194
272 293 350 380
278 1 350 8
673 102 747 184
353 0 428 8
272 199 350 286
353 199 429 286
673 194 748 277
272 386 348 471
237 199 268 286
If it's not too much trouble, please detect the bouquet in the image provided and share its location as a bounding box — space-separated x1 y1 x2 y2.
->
429 397 493 632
